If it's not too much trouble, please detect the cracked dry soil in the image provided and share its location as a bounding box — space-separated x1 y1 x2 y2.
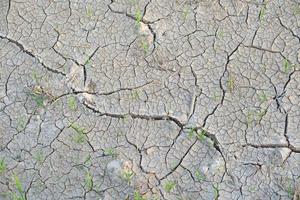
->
0 0 300 199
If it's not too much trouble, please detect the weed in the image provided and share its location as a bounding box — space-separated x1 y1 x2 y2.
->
187 127 196 139
258 91 268 103
67 96 77 110
0 159 6 174
12 174 25 200
121 170 134 183
86 5 94 18
194 169 205 182
217 29 224 40
70 124 86 144
141 41 149 54
33 151 44 165
163 181 176 193
182 6 189 20
293 5 300 15
85 171 93 191
104 147 118 158
130 0 137 5
283 58 292 73
83 155 92 166
227 74 235 93
287 183 294 199
84 58 91 65
246 110 254 126
29 92 44 107
135 9 143 27
31 70 41 84
259 6 266 22
131 90 140 100
213 184 219 200
197 129 207 142
134 191 146 200
16 117 27 132
256 109 267 122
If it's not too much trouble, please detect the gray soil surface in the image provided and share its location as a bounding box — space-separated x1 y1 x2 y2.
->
0 0 300 199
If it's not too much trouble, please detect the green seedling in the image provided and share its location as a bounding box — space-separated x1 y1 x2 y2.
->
246 110 254 126
259 6 266 22
16 117 27 132
227 74 235 93
217 29 224 40
213 184 219 200
135 9 143 27
293 5 300 15
29 92 45 107
70 124 86 144
212 91 221 101
67 96 77 110
0 159 6 174
104 148 118 158
258 91 268 103
287 183 294 199
84 58 91 65
121 170 134 183
283 58 292 73
83 155 92 166
187 127 196 139
131 90 140 100
134 191 146 200
163 181 176 193
194 170 205 182
33 151 44 165
256 109 267 122
31 71 41 84
197 129 207 142
141 41 149 54
130 0 137 5
182 6 189 20
12 174 25 200
85 171 93 191
86 5 94 18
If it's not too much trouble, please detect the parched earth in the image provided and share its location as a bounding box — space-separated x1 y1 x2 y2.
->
0 0 300 199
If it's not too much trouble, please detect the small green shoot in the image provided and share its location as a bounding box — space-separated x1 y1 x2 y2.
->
121 170 134 183
213 184 219 200
217 29 224 40
135 9 143 27
258 91 268 103
227 74 235 93
287 183 294 199
182 6 189 20
283 58 291 73
83 155 92 166
31 71 41 84
70 124 86 144
0 159 6 174
134 191 146 200
33 151 44 165
293 5 300 15
86 5 94 18
12 174 25 200
188 128 196 139
16 117 27 132
67 96 77 110
85 171 93 191
141 41 149 54
163 181 176 193
29 92 44 107
194 170 205 182
131 90 140 100
259 6 266 22
104 147 118 158
197 129 207 142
